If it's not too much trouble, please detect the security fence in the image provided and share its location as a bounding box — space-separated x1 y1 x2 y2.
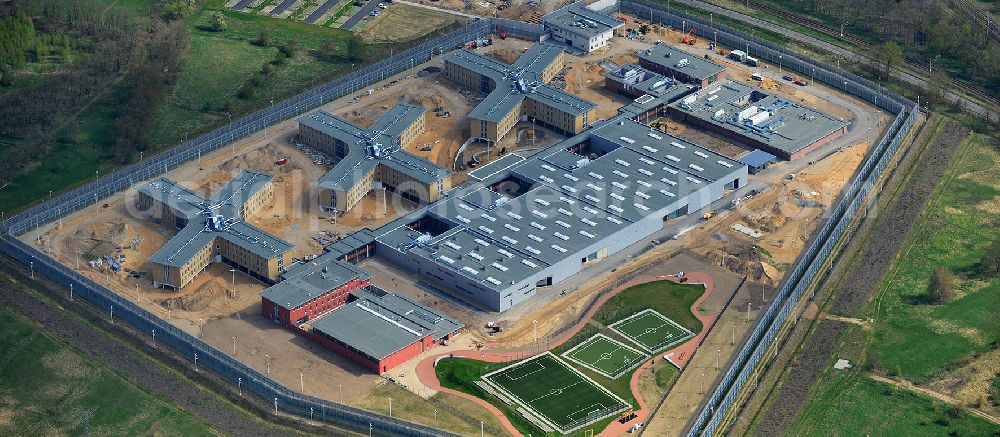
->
0 3 920 435
0 20 508 436
615 1 918 435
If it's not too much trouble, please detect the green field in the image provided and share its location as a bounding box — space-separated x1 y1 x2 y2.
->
562 333 647 379
789 374 996 436
482 353 629 433
0 305 215 435
609 309 694 353
788 132 1000 434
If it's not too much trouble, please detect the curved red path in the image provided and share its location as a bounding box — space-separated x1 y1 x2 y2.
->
415 273 716 437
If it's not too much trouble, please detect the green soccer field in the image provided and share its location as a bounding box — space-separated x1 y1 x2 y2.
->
610 309 694 353
482 353 629 433
562 334 647 379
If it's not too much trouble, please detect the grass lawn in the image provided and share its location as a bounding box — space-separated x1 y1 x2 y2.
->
435 358 549 436
359 3 468 43
787 132 1000 435
788 374 996 436
864 133 1000 383
1 0 459 213
348 382 508 436
0 304 215 435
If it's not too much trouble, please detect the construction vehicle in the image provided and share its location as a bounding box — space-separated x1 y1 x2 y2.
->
793 77 808 86
275 158 287 165
681 27 697 45
702 211 716 220
495 24 507 40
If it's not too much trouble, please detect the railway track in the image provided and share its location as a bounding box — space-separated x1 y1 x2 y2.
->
744 0 999 107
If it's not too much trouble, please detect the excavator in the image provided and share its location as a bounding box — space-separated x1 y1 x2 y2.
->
681 27 697 45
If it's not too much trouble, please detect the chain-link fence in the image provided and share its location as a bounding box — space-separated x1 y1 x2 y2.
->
0 20 513 436
613 1 918 435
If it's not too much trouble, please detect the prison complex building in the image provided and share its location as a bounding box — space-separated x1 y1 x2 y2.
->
542 2 624 53
637 42 726 88
296 103 452 216
319 115 747 312
603 64 697 123
259 252 462 374
136 170 294 290
443 43 597 144
668 81 849 160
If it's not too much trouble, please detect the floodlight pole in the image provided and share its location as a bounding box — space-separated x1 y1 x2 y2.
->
300 372 304 393
533 319 537 343
266 354 270 375
339 384 343 403
389 398 392 417
238 377 242 396
233 336 237 355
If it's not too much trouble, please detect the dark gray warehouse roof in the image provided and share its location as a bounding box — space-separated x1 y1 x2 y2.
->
309 289 463 360
260 252 372 310
543 4 625 38
638 43 726 82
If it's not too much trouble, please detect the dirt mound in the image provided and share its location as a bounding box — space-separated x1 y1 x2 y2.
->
487 48 520 64
704 241 776 283
161 277 230 312
745 203 788 232
220 143 302 175
64 218 130 258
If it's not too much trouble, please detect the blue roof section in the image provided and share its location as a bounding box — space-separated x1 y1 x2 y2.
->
738 149 777 168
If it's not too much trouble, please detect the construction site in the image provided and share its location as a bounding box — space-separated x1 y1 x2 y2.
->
21 4 895 433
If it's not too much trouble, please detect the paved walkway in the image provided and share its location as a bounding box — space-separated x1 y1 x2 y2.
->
414 273 717 436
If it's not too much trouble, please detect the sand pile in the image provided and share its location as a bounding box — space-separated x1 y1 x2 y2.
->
161 277 230 312
704 241 777 283
745 203 788 232
220 143 302 175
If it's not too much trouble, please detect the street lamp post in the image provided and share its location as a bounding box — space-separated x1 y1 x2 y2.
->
840 21 849 38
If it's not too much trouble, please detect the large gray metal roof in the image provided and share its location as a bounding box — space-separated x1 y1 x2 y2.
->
260 252 372 310
367 116 745 292
638 43 726 82
444 45 596 123
543 4 625 38
299 104 450 190
143 171 293 267
309 289 463 360
669 80 849 156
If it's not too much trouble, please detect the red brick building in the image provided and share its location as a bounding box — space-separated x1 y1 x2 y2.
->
259 254 462 374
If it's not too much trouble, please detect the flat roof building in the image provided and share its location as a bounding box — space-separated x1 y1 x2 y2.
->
543 2 625 53
443 43 597 144
137 170 294 290
308 289 462 374
668 80 849 160
637 42 726 87
297 103 452 215
340 115 747 312
603 63 697 122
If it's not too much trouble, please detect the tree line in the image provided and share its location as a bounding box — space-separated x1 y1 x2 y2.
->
0 0 189 184
771 0 998 96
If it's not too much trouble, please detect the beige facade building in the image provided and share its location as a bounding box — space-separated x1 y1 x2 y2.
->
297 103 452 216
137 170 294 290
443 43 597 143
